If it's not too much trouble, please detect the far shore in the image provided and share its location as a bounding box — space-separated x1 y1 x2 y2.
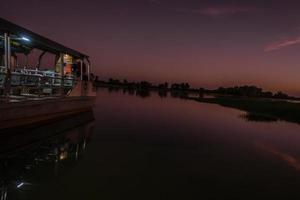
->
187 95 300 124
94 80 300 124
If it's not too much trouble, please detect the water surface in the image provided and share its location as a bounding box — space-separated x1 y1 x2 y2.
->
2 88 300 199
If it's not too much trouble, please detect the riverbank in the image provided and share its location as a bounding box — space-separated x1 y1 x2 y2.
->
188 96 300 124
96 84 300 124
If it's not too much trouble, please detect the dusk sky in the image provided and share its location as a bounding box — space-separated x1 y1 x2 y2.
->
1 0 300 96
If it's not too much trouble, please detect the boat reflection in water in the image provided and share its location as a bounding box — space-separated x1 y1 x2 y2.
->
0 111 94 200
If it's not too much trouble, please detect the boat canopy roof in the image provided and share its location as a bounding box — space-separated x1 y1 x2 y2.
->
0 18 88 59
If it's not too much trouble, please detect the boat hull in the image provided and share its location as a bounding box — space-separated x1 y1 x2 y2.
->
0 97 95 130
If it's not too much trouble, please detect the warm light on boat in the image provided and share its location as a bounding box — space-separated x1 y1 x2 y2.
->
59 152 68 160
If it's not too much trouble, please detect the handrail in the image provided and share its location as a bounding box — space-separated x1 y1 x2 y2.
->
0 67 78 96
0 66 6 73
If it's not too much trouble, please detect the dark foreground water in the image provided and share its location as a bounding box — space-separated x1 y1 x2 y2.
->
2 88 300 199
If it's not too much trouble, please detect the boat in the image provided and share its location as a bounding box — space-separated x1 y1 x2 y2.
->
0 18 96 130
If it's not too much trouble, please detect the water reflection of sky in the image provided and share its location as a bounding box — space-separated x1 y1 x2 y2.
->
2 89 300 199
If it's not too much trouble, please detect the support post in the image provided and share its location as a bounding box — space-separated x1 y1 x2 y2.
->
14 55 18 68
80 59 83 81
86 58 91 81
25 54 28 68
37 51 46 70
7 34 11 71
4 33 8 70
60 53 64 96
87 61 90 81
4 33 11 102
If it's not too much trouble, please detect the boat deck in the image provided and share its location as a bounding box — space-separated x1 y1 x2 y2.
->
0 96 95 130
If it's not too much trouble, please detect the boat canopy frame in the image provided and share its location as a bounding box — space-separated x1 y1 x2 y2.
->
0 18 92 101
0 17 89 60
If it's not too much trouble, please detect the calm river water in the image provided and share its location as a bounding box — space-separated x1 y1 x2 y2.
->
2 88 300 199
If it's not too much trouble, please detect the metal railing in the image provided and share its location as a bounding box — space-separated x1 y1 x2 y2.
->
0 66 78 99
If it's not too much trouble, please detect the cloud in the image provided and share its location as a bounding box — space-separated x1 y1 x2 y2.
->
256 142 300 171
195 5 256 17
264 36 300 52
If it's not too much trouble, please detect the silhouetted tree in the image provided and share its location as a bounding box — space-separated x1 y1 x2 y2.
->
274 91 289 99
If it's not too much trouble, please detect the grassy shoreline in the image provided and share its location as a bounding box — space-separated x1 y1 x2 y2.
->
188 96 300 124
97 85 300 124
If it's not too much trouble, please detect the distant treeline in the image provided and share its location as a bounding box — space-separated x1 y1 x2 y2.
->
212 86 293 99
94 78 190 91
93 77 296 100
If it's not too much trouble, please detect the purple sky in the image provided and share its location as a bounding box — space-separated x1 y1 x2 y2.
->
1 0 300 96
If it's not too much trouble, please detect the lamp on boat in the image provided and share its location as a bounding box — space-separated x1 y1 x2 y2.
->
16 182 24 189
21 36 30 42
11 36 31 42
